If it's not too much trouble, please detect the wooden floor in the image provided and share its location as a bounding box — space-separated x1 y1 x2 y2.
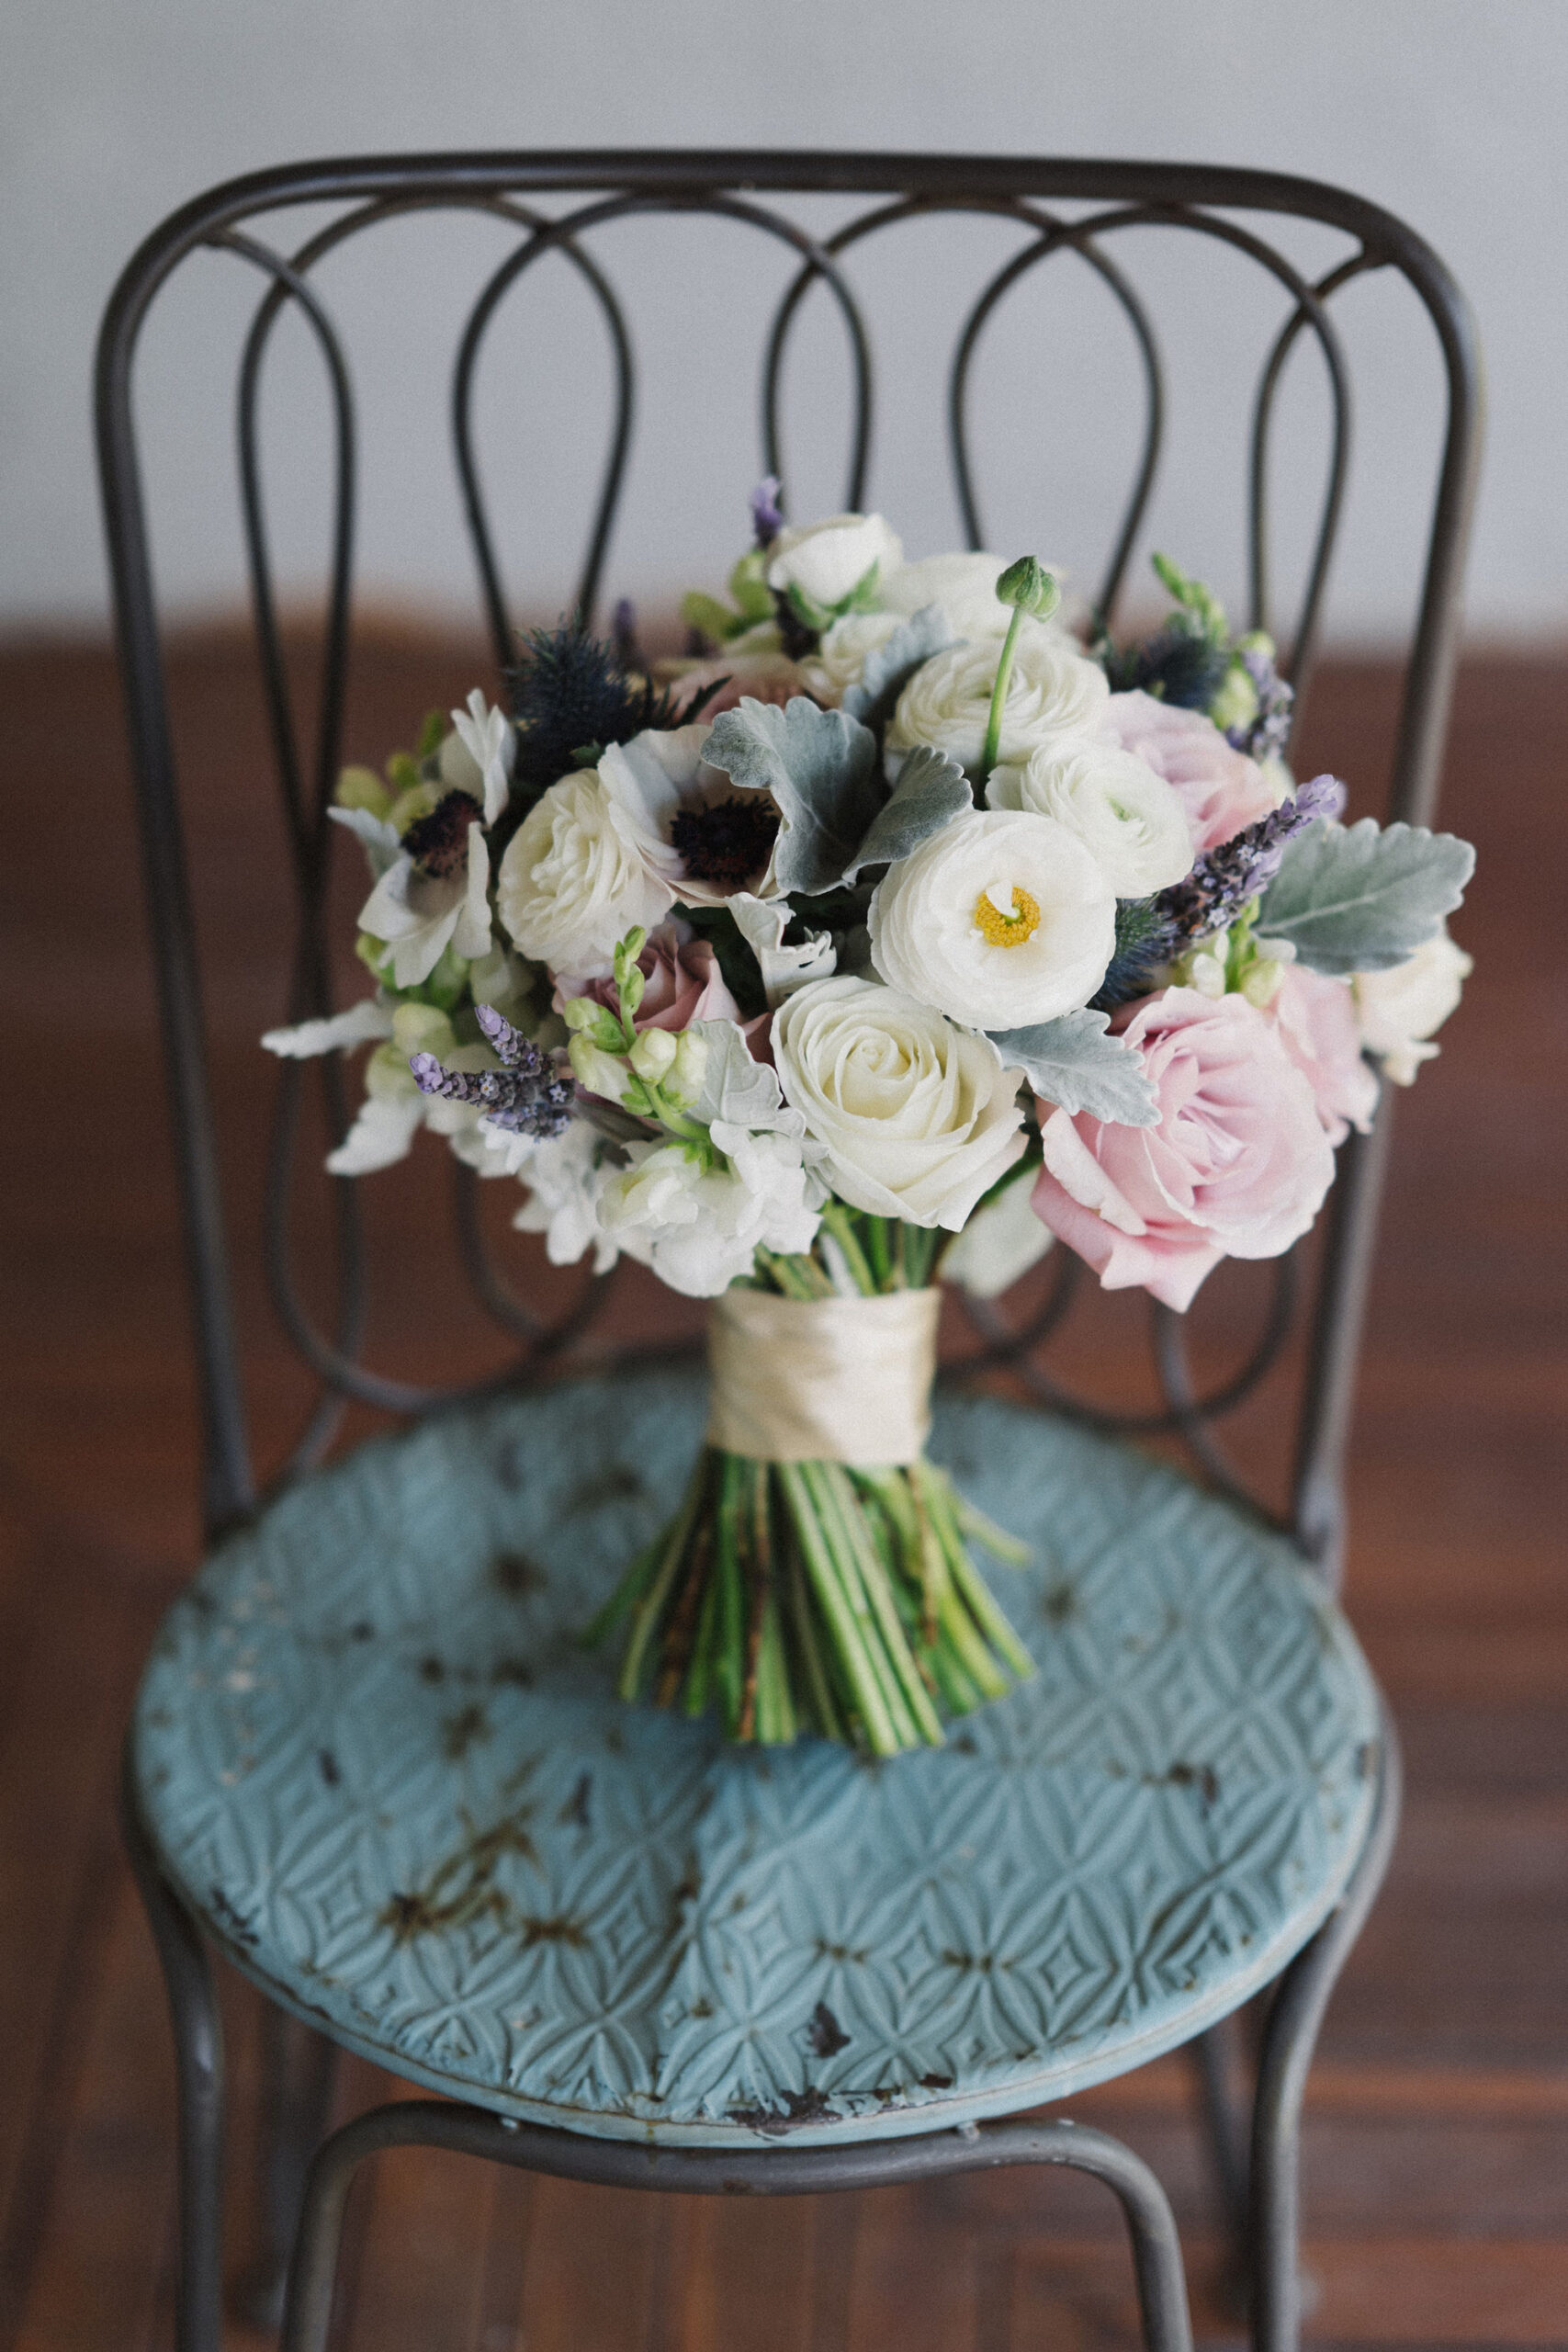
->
1 634 1564 2351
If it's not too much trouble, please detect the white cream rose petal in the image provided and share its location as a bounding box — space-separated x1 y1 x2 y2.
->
773 975 1027 1230
495 768 671 979
868 808 1118 1031
766 512 903 612
1352 927 1472 1084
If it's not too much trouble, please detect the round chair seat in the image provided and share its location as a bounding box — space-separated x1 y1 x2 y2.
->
133 1367 1380 2150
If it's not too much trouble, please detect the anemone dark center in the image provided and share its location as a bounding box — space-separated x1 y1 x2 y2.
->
402 790 478 877
669 795 781 888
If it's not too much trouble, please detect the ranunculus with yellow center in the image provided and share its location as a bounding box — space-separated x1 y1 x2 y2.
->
773 975 1027 1229
867 808 1117 1032
885 629 1109 779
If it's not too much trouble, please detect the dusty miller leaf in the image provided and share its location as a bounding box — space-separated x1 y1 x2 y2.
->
987 1010 1159 1127
1258 818 1474 974
840 603 953 729
691 1019 803 1136
843 748 972 880
702 696 881 895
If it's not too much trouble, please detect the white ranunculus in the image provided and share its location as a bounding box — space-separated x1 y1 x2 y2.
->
939 1170 1055 1296
358 820 492 989
885 629 1109 778
868 808 1117 1031
596 724 782 909
796 611 902 706
880 551 1059 641
495 767 671 979
598 1126 821 1297
773 976 1027 1230
987 738 1194 895
510 1120 620 1272
767 513 904 612
1352 928 1472 1084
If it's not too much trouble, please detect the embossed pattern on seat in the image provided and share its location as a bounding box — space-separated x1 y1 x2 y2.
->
133 1369 1379 2147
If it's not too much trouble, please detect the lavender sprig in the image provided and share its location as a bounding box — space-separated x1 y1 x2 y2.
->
1229 643 1295 763
410 1004 575 1139
750 474 784 546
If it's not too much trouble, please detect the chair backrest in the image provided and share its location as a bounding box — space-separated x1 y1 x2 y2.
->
96 151 1481 1573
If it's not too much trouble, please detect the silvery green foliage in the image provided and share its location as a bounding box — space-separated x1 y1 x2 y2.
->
1258 818 1475 975
703 697 881 895
692 1018 805 1136
843 747 972 880
987 1010 1160 1127
840 604 953 729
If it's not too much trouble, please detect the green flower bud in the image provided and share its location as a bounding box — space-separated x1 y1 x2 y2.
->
385 751 422 797
366 1040 422 1101
563 997 626 1051
628 1026 678 1081
391 1002 455 1057
669 1028 710 1104
335 763 391 818
388 781 440 835
728 548 776 623
1209 659 1260 738
1239 956 1286 1009
994 557 1061 621
568 1035 630 1104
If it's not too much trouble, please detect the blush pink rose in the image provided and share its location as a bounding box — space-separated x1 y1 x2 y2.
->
1270 965 1378 1146
1030 986 1336 1311
661 653 806 719
1100 690 1278 854
555 921 741 1032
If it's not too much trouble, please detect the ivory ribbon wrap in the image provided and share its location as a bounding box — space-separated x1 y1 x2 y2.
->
705 1288 942 1465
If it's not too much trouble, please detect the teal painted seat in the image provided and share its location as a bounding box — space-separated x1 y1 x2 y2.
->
135 1367 1379 2150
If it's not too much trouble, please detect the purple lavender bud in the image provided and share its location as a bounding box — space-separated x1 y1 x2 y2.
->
750 475 784 546
408 1031 574 1140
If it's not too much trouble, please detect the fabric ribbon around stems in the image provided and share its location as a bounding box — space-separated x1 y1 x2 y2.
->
705 1287 942 1466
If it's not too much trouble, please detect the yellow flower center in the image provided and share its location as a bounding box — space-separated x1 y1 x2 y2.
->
973 883 1042 948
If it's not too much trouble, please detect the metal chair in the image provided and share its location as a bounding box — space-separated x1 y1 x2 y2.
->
97 152 1481 2352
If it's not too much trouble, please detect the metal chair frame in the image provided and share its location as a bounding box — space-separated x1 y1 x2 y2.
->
96 151 1479 2352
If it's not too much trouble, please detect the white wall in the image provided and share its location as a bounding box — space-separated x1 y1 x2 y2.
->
3 0 1563 642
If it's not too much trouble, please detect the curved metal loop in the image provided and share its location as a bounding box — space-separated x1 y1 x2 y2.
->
1248 251 1377 696
948 218 1165 624
450 1157 622 1364
451 214 637 659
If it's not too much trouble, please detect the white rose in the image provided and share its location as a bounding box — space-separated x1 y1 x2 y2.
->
773 976 1027 1230
767 512 904 612
1352 928 1472 1085
880 550 1063 641
796 611 901 706
987 738 1193 895
885 630 1109 777
599 1126 821 1297
939 1171 1055 1297
495 768 671 979
868 808 1117 1031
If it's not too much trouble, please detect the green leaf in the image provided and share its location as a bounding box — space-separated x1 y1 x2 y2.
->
702 695 881 895
840 603 953 729
843 747 971 880
987 1010 1159 1126
1258 818 1475 974
1151 552 1228 644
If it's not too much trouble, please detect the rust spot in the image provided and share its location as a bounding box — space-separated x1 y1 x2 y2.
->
442 1703 491 1760
419 1656 446 1684
690 1996 714 2018
806 2002 849 2057
567 1464 643 1516
558 1772 592 1830
492 1553 547 1598
919 2072 953 2089
491 1657 535 1690
208 1887 258 1948
318 1747 341 1787
728 2086 840 2138
1043 1581 1077 1627
1145 1760 1219 1806
377 1801 537 1941
814 1939 868 1965
521 1914 589 1949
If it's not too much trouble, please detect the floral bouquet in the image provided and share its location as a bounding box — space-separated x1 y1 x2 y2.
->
266 489 1474 1753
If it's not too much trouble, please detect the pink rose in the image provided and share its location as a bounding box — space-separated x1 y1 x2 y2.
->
1030 986 1336 1311
1100 690 1278 854
555 921 741 1032
661 653 806 720
1270 965 1378 1146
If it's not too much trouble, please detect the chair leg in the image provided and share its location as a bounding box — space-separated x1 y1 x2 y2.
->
232 2007 340 2331
1188 2012 1251 2309
1248 1715 1403 2352
121 1753 226 2352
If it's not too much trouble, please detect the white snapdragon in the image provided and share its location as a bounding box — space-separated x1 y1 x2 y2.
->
766 513 903 612
1352 928 1472 1084
599 1128 822 1298
496 765 672 978
868 808 1117 1031
510 1120 621 1273
987 738 1193 895
773 976 1027 1230
885 630 1109 777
